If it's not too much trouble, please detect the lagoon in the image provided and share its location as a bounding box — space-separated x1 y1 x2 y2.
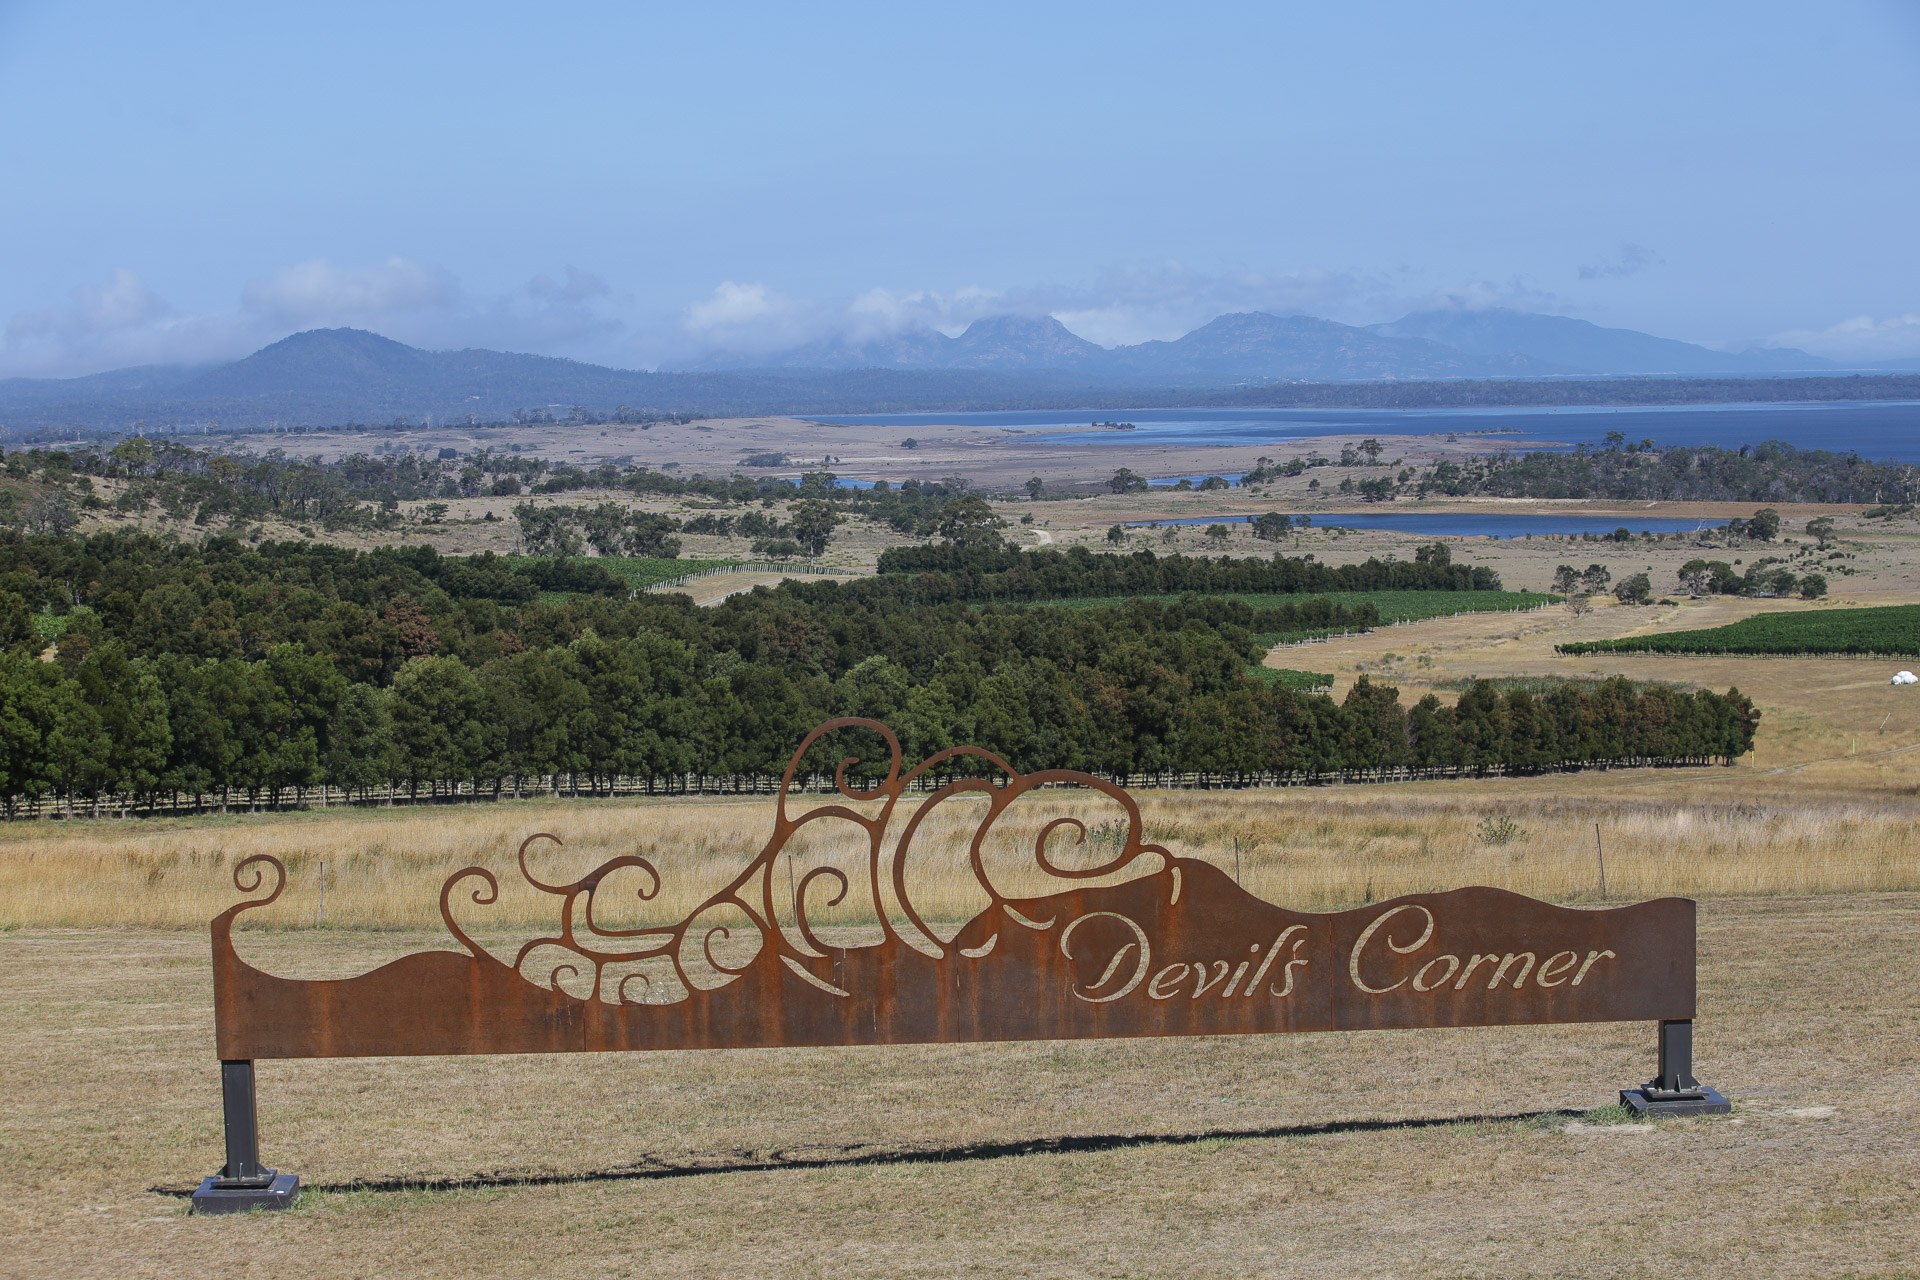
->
813 401 1920 462
1127 512 1712 538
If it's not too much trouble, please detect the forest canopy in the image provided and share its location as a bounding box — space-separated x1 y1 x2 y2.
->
0 528 1755 815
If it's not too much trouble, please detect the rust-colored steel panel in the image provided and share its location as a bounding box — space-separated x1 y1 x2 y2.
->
212 719 1694 1061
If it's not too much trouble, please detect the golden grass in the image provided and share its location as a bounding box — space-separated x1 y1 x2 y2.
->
7 895 1918 1277
6 781 1919 938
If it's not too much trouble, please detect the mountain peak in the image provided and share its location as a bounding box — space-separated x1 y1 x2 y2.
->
1374 308 1833 374
243 327 425 367
948 314 1106 368
188 328 433 399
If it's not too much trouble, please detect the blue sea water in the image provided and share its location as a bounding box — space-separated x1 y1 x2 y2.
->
812 401 1920 463
1126 512 1711 538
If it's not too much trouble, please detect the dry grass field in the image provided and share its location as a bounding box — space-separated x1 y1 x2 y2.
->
5 783 1920 940
7 574 1920 1276
4 894 1917 1279
1273 587 1920 788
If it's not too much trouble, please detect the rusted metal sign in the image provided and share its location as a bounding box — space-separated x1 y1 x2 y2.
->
196 718 1717 1211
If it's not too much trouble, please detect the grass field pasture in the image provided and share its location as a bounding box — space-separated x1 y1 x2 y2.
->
6 779 1919 940
7 577 1919 1276
5 894 1915 1278
1271 590 1920 779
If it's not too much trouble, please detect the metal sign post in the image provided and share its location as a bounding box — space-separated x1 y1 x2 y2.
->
195 718 1726 1212
189 1060 300 1213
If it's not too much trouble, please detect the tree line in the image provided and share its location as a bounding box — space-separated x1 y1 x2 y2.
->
1410 438 1918 506
859 541 1502 603
0 528 1745 818
0 635 1757 817
0 437 1001 543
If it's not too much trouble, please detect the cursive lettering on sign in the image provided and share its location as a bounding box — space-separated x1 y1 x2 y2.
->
1064 914 1314 1004
1060 912 1152 1003
1349 906 1619 995
1348 905 1435 994
1060 906 1623 1007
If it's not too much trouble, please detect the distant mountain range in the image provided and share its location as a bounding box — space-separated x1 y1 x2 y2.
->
0 329 1165 434
0 311 1912 437
688 307 1843 380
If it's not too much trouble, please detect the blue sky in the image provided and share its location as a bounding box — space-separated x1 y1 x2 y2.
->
2 0 1917 375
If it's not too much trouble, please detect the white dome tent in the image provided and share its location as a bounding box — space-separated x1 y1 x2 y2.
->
1893 671 1918 686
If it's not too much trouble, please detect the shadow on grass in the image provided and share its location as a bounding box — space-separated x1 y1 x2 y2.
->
152 1107 1586 1199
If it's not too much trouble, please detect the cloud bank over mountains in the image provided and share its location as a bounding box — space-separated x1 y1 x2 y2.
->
1765 313 1920 362
665 265 1578 367
5 256 1919 382
0 259 624 380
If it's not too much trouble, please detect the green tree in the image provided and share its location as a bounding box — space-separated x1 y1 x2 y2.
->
0 591 35 653
569 633 700 790
1677 559 1714 596
1613 573 1652 605
1251 513 1291 541
263 644 348 802
67 641 170 814
322 682 397 799
1342 676 1408 770
935 496 1004 549
1025 476 1044 500
789 498 842 560
1451 680 1510 773
156 657 245 808
108 436 157 476
1107 468 1149 494
582 502 628 556
1747 508 1782 541
0 652 61 816
481 647 589 798
390 656 495 801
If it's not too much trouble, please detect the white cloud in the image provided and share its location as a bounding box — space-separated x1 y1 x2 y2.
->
848 285 1001 338
1763 313 1920 362
0 260 628 378
5 267 172 339
1029 263 1369 346
0 268 255 376
683 280 785 331
668 281 854 362
661 263 1387 365
656 262 1582 367
240 256 454 325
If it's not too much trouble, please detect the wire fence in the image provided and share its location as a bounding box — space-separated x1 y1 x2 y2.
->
4 756 1743 822
641 561 843 594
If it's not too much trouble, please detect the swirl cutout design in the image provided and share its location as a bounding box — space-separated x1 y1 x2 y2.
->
418 717 1171 1006
231 854 286 908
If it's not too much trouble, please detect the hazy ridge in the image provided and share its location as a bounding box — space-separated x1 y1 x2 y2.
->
1 312 1914 437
